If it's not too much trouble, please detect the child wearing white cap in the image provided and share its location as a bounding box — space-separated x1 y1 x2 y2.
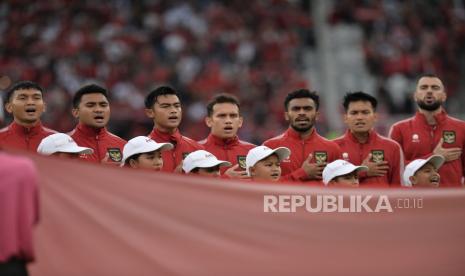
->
182 150 231 177
403 155 444 187
322 159 368 187
121 136 173 170
246 146 291 182
37 133 93 159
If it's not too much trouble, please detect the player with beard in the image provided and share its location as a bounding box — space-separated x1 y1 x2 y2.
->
389 74 465 187
0 81 56 151
333 92 404 187
264 89 342 183
69 84 126 164
145 86 203 172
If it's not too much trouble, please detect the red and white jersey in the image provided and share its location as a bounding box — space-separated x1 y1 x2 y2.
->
389 111 465 187
264 127 342 183
0 121 56 152
333 130 404 187
69 123 126 163
149 128 203 172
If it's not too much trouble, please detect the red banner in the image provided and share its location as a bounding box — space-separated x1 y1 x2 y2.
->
24 153 465 276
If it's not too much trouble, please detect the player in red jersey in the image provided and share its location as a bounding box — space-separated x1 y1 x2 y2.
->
389 75 464 187
264 89 342 183
0 81 56 151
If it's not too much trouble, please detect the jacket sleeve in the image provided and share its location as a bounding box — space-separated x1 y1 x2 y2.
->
280 168 308 182
389 142 405 186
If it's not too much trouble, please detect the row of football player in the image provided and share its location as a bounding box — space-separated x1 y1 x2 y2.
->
1 75 463 186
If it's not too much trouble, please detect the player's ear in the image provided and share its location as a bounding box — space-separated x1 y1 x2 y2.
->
249 166 256 177
284 112 290 122
205 116 213 128
409 175 416 186
238 116 243 128
145 108 154 119
71 108 79 119
5 102 13 114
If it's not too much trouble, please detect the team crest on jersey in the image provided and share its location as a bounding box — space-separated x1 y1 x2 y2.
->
412 134 420 143
237 156 246 169
107 148 122 162
371 150 384 163
314 151 327 164
443 131 456 144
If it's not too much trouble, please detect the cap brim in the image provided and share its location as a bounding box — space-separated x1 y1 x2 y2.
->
425 155 445 170
58 145 93 155
270 147 291 162
325 165 368 184
195 159 232 169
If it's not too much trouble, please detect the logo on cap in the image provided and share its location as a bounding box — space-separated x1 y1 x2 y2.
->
314 151 327 164
237 155 246 169
443 131 455 144
371 150 384 163
108 148 122 162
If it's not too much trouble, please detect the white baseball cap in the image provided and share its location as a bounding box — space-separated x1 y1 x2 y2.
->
402 155 445 187
322 159 368 185
121 136 173 166
37 133 93 156
245 146 291 176
182 150 232 173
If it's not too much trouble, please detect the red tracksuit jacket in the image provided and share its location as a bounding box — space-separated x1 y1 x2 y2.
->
264 128 342 182
198 134 256 173
149 128 203 172
0 121 56 152
333 130 404 187
69 123 126 163
389 111 465 187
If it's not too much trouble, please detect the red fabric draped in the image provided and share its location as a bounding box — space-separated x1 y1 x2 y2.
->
20 153 465 276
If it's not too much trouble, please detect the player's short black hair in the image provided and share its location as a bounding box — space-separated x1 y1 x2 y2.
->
5 80 44 103
284 89 319 111
342 91 378 112
206 93 240 117
144 86 180 109
72 84 109 108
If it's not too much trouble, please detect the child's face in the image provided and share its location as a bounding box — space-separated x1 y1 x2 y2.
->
193 166 221 177
53 152 81 159
251 154 281 181
330 171 359 187
131 150 163 171
411 163 440 187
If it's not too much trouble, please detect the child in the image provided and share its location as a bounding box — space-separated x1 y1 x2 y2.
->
403 155 444 187
322 159 368 187
121 136 173 170
183 150 231 177
245 146 290 181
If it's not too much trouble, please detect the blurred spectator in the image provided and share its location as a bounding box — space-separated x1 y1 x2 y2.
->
0 0 314 144
330 0 465 114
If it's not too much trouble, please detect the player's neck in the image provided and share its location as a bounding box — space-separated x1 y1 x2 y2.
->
419 107 442 125
157 125 177 135
298 127 313 139
351 130 369 144
14 118 39 129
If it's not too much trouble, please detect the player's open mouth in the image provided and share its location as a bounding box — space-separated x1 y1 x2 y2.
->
224 126 233 131
271 173 280 178
25 107 36 115
168 116 178 121
355 122 365 126
430 176 440 184
94 116 104 122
